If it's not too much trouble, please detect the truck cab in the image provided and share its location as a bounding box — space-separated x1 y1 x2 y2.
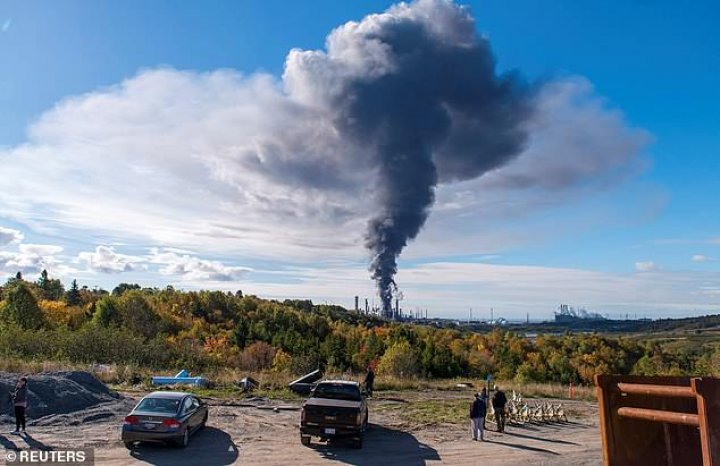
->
300 380 368 449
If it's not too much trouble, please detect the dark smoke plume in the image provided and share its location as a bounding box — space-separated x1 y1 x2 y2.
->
287 0 534 314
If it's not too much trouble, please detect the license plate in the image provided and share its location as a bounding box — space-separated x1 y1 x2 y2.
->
324 428 336 435
143 423 156 430
325 416 336 421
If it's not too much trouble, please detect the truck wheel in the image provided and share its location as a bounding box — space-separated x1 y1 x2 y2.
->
123 441 135 450
301 435 311 447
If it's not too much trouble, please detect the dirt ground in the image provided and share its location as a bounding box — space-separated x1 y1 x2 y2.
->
1 390 601 465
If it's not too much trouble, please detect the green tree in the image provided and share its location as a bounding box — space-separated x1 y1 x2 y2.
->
377 341 420 378
0 281 45 329
112 283 141 296
118 291 161 339
92 296 121 327
37 269 65 301
65 279 81 306
37 269 48 289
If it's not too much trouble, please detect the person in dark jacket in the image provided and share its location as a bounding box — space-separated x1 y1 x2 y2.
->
363 366 375 397
11 376 28 434
492 387 508 433
470 393 487 441
479 387 488 429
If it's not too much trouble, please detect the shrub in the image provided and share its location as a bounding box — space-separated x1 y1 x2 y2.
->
378 341 420 378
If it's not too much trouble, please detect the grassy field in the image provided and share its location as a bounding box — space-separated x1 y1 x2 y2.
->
0 357 595 402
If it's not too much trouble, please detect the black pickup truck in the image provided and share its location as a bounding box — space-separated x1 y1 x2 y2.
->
300 380 368 449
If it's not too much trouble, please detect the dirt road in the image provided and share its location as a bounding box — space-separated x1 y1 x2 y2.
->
1 392 601 465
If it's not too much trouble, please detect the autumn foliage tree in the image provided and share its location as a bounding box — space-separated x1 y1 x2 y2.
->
0 273 715 382
0 281 45 330
378 341 420 378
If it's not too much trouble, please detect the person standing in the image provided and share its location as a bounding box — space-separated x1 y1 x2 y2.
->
11 376 28 434
492 386 508 433
469 393 486 441
479 387 488 429
363 366 375 397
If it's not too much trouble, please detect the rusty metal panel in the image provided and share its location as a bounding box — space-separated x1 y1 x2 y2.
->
693 378 720 466
595 374 703 466
617 382 696 399
617 406 699 426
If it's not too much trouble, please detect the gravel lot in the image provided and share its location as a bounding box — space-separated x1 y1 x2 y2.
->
1 385 602 465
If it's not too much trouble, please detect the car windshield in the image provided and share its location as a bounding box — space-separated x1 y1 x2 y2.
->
313 383 361 401
135 397 181 414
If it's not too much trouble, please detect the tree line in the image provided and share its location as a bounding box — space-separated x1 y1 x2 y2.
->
0 272 718 382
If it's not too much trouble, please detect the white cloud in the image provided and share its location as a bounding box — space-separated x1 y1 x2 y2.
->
480 77 650 192
149 248 252 282
0 69 367 261
0 68 649 263
699 286 720 297
635 261 659 272
692 254 714 263
78 245 145 273
1 19 11 33
0 227 23 247
19 244 64 255
0 243 68 277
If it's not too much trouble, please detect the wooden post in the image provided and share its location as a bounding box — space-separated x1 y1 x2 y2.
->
693 377 720 466
594 374 614 466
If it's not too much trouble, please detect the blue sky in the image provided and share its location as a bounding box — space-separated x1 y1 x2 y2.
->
1 0 718 319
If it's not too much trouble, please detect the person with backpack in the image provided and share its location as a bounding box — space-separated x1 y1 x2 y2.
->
492 386 508 433
469 392 487 441
11 376 28 434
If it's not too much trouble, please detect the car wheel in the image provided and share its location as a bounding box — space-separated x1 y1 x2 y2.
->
301 434 311 447
175 428 189 448
123 441 135 450
199 412 208 430
363 409 369 430
353 436 363 449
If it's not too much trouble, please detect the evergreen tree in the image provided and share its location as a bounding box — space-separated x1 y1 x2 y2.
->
37 269 65 300
38 269 48 288
66 279 81 306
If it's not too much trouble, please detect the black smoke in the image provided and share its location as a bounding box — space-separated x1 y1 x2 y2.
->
283 0 536 314
320 2 533 314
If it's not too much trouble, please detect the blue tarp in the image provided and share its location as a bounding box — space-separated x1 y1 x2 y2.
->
151 369 208 387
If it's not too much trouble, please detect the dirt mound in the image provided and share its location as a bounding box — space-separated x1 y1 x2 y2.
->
0 371 124 422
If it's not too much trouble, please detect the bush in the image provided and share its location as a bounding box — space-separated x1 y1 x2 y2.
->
378 341 420 378
240 341 276 371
